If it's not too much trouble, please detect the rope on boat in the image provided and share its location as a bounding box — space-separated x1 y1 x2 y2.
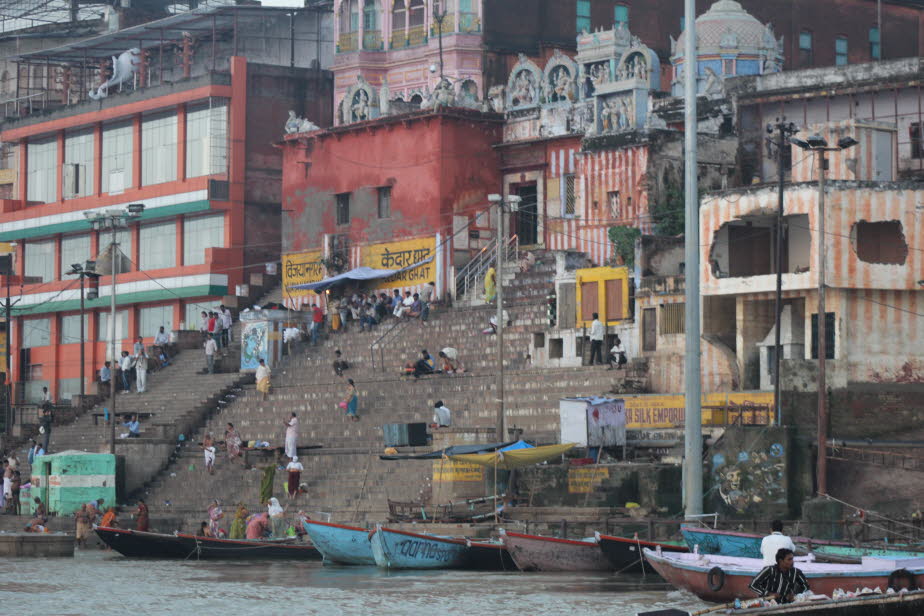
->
821 493 924 541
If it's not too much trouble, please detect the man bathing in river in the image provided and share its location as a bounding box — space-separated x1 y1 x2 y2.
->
749 548 810 604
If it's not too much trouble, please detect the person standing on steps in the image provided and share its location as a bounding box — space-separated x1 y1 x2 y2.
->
225 423 243 465
340 378 359 421
286 456 304 498
39 395 53 452
220 304 233 346
589 312 605 366
119 351 134 391
204 336 218 374
484 266 497 303
256 358 271 400
284 412 298 460
310 304 324 345
203 433 216 475
135 350 148 393
99 361 112 390
74 504 91 547
420 281 435 321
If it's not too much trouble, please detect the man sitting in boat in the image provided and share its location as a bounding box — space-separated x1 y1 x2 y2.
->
749 548 810 604
760 519 796 565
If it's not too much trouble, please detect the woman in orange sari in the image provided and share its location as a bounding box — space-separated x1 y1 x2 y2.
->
100 507 118 528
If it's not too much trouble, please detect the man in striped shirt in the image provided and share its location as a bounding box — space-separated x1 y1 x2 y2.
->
749 548 810 604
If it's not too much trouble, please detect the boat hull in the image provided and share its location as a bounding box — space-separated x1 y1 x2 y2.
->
680 526 851 559
736 591 924 615
303 520 375 566
501 530 612 572
596 533 688 574
95 527 322 560
371 527 470 569
643 548 924 604
465 540 517 571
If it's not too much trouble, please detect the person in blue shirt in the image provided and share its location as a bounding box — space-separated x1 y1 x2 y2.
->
99 361 111 386
123 415 141 438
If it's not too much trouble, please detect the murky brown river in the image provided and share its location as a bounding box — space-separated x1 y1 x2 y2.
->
4 550 710 615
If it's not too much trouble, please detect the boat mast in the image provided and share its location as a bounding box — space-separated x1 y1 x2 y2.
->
683 0 703 518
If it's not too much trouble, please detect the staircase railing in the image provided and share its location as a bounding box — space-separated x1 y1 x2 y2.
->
369 316 411 372
454 235 518 300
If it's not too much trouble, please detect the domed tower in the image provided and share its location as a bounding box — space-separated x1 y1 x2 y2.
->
670 0 783 96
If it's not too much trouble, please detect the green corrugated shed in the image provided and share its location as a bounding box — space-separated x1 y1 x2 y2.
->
29 451 118 516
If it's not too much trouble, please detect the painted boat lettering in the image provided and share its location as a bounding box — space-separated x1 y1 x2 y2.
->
396 539 458 562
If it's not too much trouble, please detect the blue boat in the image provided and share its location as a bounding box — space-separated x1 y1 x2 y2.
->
370 525 470 569
302 519 375 566
680 525 852 559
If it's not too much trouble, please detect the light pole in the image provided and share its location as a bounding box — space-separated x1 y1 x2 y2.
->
433 10 447 83
766 119 798 426
0 247 17 432
488 193 520 441
791 134 857 496
66 261 100 403
85 204 144 454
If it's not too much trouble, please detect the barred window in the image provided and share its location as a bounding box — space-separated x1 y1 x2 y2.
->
563 174 576 217
660 303 685 335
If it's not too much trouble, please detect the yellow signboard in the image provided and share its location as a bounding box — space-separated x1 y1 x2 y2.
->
282 250 324 306
623 392 775 428
432 459 485 483
0 169 15 185
361 237 436 290
0 330 6 360
568 466 610 493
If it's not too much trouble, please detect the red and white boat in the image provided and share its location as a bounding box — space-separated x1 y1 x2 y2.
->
643 547 924 603
499 529 612 572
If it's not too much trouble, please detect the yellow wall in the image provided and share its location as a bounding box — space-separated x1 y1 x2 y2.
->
575 266 630 328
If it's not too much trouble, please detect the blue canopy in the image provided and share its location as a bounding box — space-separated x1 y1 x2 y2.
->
288 257 434 293
499 440 534 452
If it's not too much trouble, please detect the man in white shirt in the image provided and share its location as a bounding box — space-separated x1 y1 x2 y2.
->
607 335 627 370
119 351 134 392
419 282 435 321
219 305 233 346
395 291 414 318
589 312 605 365
760 520 797 566
204 337 218 374
432 401 452 428
154 326 172 367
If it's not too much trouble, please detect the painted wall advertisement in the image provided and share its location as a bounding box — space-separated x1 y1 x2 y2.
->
568 467 610 494
282 250 324 308
623 392 775 429
432 459 485 483
361 237 435 290
240 321 269 370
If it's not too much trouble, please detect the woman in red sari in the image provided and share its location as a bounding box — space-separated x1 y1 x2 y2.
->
134 499 149 532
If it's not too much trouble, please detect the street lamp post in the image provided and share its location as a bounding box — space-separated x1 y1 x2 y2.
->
85 204 144 454
433 10 447 83
488 193 520 441
791 134 857 496
66 261 100 403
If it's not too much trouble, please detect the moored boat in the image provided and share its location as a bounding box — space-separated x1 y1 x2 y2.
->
95 526 322 560
729 590 924 615
680 526 850 559
465 539 517 571
500 529 612 572
810 545 924 565
595 531 689 574
370 525 471 570
302 519 375 566
642 548 924 603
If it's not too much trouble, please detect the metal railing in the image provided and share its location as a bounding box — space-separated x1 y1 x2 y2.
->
1 91 50 119
369 316 411 373
454 235 518 301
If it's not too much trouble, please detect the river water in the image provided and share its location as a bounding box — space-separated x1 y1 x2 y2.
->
6 550 710 616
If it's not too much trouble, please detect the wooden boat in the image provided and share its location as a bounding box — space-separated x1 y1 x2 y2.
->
95 526 322 560
369 526 513 570
810 545 924 565
680 526 850 559
642 548 924 603
499 528 612 572
302 520 375 566
595 531 689 574
730 590 924 615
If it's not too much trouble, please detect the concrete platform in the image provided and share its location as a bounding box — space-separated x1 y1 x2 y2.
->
0 533 74 557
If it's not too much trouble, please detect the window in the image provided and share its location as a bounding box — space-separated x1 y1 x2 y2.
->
614 4 628 27
101 121 133 194
905 124 924 166
186 101 228 179
22 318 51 348
642 308 656 351
24 240 54 282
60 313 89 345
810 312 835 360
853 220 908 265
98 310 128 342
141 111 178 186
607 191 620 217
183 213 225 266
563 174 576 217
23 381 49 404
363 0 378 30
139 305 174 338
869 27 880 59
63 129 94 199
58 378 81 403
377 186 391 219
799 31 813 66
26 137 57 204
576 0 590 34
184 302 214 330
408 0 424 27
660 303 685 335
139 221 177 270
60 234 90 278
835 36 848 66
336 193 351 225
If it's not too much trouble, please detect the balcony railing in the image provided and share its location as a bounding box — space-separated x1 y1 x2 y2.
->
408 24 427 47
362 30 383 50
431 14 455 35
458 12 481 33
338 31 358 52
637 275 685 296
391 29 408 49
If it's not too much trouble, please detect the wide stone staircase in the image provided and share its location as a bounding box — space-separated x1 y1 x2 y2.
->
138 252 640 531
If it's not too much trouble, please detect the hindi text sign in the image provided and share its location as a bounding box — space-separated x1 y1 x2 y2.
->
282 250 324 306
361 237 436 290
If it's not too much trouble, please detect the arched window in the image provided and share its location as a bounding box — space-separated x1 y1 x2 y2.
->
409 0 425 27
363 0 382 49
408 0 425 45
391 0 407 48
338 0 359 51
